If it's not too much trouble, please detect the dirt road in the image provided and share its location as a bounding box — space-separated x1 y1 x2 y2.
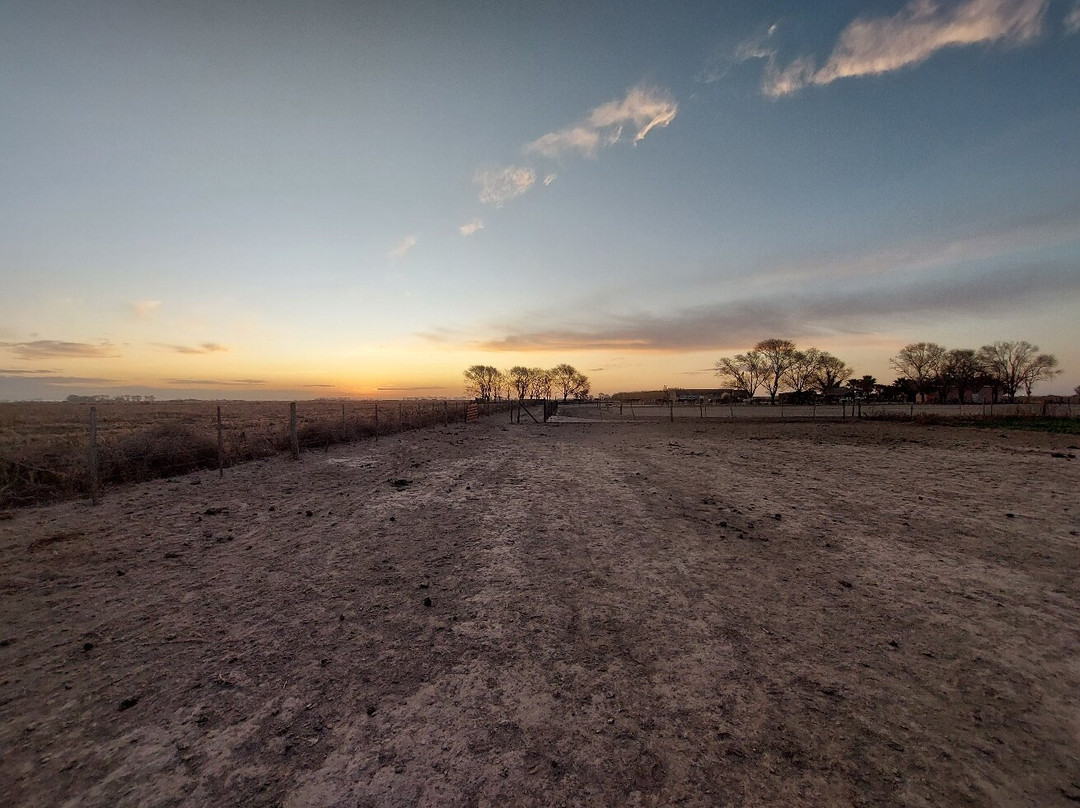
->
2 417 1078 806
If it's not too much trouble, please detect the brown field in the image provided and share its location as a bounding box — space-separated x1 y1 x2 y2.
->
1 414 1078 806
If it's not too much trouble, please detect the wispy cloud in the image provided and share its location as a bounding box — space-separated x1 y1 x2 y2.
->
302 384 337 388
543 173 557 186
475 166 537 206
0 340 119 359
700 22 780 83
1066 1 1080 33
0 368 57 375
459 218 484 237
376 386 447 391
132 300 161 319
468 257 1079 352
167 378 266 386
525 85 678 159
157 342 228 355
388 235 418 259
38 376 121 386
765 0 1048 97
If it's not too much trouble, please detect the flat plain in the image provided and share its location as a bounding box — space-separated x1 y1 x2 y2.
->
1 413 1078 806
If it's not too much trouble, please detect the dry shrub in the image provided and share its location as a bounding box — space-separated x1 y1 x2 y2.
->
100 423 219 484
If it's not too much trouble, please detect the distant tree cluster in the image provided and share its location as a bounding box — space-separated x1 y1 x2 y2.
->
463 364 590 401
65 394 156 403
714 339 852 403
890 340 1060 403
714 338 1062 404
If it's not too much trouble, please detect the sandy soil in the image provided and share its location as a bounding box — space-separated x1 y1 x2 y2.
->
1 416 1078 807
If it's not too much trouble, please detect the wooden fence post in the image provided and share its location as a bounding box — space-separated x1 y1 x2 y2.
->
289 402 300 460
217 406 224 478
374 403 379 440
89 406 100 505
669 398 674 423
398 403 403 432
341 403 346 439
443 400 448 426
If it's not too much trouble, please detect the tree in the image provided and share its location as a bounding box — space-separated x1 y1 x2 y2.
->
812 352 853 394
936 348 981 403
714 351 765 400
1021 353 1060 398
783 348 821 402
462 365 500 400
551 364 589 400
529 368 553 399
508 366 532 400
755 338 798 404
890 342 946 403
977 341 1059 400
493 368 509 401
846 375 876 396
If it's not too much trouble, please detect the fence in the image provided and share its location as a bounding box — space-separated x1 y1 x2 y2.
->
561 399 1078 422
0 399 513 509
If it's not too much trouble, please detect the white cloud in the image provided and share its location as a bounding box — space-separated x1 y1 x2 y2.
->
524 85 678 158
475 166 537 206
459 218 484 237
543 173 557 186
1066 1 1080 33
388 234 418 259
132 300 161 319
765 0 1048 97
701 23 780 83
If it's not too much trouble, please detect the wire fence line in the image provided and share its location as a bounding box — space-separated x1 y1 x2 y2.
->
560 399 1078 422
0 399 515 509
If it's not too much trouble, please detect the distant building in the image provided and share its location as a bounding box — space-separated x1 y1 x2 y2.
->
611 388 743 404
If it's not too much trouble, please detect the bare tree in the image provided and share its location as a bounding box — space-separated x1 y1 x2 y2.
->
755 338 798 404
462 365 500 400
890 343 946 403
714 351 765 400
528 367 553 399
940 348 981 403
812 352 853 394
977 341 1059 401
551 364 589 400
1021 353 1060 398
508 366 532 400
783 348 822 401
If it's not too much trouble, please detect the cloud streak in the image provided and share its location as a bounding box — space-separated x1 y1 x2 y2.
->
1066 1 1080 33
157 342 228 355
388 235 418 259
459 218 484 237
132 300 161 319
525 86 678 158
469 258 1079 352
167 378 266 386
475 167 536 206
0 340 119 359
764 0 1048 97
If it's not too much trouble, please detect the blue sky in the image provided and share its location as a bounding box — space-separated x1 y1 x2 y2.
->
2 0 1078 399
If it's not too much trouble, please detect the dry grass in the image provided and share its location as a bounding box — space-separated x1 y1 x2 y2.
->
0 400 508 508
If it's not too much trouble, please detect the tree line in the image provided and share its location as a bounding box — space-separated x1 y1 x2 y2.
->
463 364 590 401
889 341 1059 403
715 339 1061 404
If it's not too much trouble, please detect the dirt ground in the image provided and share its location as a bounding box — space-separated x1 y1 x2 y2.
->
1 415 1078 807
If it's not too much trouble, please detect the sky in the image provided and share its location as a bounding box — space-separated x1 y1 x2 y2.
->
2 0 1078 400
